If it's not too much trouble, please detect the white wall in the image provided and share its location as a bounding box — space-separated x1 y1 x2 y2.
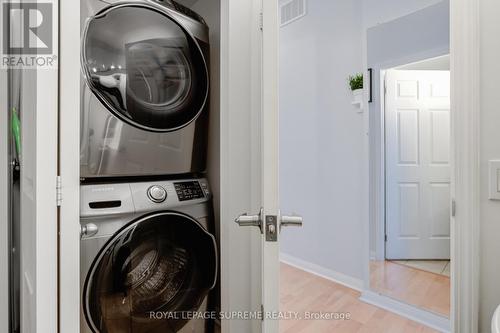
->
279 0 365 281
479 0 500 330
362 0 443 29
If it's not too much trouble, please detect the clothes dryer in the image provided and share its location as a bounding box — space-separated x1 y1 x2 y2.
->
81 0 210 179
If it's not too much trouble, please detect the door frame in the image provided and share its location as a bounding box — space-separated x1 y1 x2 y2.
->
363 0 480 332
371 49 450 263
58 0 80 332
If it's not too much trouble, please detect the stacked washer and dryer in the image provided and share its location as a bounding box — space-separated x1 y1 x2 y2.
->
79 1 217 332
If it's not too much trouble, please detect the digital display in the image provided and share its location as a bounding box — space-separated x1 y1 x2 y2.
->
174 181 205 201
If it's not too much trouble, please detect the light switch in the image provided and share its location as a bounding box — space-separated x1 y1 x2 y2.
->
489 160 500 200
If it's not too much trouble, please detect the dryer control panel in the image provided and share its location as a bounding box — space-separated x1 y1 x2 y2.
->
81 178 211 218
174 181 205 201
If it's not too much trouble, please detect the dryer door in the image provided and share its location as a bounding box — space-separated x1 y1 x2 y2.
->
82 3 209 132
83 212 217 333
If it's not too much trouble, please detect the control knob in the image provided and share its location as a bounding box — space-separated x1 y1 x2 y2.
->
147 185 167 203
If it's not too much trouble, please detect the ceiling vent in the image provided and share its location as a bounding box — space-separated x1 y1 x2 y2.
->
280 0 307 27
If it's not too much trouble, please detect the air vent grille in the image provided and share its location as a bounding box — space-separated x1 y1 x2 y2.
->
280 0 306 27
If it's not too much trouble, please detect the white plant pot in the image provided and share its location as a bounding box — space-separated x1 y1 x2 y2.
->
351 89 363 111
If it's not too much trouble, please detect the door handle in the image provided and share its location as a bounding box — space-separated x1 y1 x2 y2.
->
280 214 303 230
235 208 263 233
235 209 303 237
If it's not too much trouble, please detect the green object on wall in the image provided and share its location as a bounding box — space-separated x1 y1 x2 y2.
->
11 107 21 155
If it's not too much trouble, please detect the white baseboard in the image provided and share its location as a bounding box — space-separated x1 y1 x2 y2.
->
369 250 377 260
280 252 364 291
360 290 451 333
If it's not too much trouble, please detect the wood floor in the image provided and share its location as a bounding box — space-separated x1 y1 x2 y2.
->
280 263 439 333
370 260 450 317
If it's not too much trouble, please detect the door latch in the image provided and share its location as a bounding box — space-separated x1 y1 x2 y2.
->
265 215 277 241
235 209 303 242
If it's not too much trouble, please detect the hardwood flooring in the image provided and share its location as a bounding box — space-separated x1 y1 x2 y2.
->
370 260 450 317
280 263 439 333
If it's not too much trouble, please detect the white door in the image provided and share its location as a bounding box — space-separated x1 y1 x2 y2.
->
0 70 9 333
7 3 60 331
222 1 301 332
385 69 451 260
19 70 59 332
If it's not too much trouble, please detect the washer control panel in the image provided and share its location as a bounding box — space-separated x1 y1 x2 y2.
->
174 181 205 201
147 185 167 203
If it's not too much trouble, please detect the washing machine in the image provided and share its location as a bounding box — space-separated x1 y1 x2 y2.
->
80 0 210 179
80 177 217 332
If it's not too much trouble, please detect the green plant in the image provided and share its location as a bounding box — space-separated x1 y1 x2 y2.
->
348 73 363 91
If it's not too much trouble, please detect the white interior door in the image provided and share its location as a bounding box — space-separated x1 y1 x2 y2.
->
222 0 300 332
220 0 265 332
11 5 60 330
18 68 59 332
385 69 451 260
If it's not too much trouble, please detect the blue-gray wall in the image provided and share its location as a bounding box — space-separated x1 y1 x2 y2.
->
279 0 365 280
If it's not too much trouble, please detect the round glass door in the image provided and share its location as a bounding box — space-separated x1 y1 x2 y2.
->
82 4 209 132
83 212 217 333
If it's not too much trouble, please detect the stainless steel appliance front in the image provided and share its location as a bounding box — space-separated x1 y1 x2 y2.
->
80 0 210 179
80 178 217 332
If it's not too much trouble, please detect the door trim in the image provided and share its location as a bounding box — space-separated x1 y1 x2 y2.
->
59 0 80 332
449 0 480 331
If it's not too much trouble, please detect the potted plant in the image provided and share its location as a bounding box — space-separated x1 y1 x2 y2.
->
348 73 363 108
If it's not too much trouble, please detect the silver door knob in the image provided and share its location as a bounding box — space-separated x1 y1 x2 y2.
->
280 214 303 230
81 223 98 238
235 208 263 233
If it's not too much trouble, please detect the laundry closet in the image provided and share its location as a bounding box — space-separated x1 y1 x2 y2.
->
6 0 270 331
78 0 222 332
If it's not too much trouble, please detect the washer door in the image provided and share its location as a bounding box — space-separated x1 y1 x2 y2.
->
82 3 209 132
83 212 217 333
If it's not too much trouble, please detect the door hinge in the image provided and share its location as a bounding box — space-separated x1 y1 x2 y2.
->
56 176 62 206
259 11 263 31
384 234 388 242
260 304 264 321
451 199 456 217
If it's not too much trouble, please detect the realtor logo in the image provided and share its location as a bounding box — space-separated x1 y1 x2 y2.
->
1 0 57 68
